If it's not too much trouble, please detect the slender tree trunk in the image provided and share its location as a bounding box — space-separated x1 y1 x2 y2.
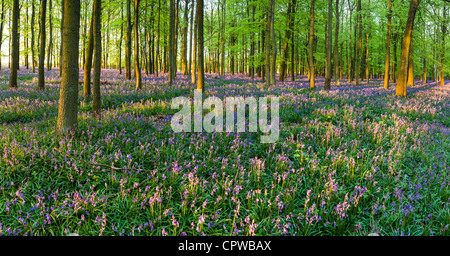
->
270 0 276 85
38 0 47 90
31 0 36 73
59 0 64 77
83 12 94 98
197 0 204 92
440 6 446 86
169 0 176 84
384 0 392 89
290 0 296 81
47 0 53 71
333 0 340 86
0 0 4 70
92 0 102 115
57 0 80 132
365 0 370 84
324 0 332 90
280 0 292 82
119 6 123 74
309 0 315 89
355 0 362 85
191 0 198 84
396 0 421 97
135 0 142 90
125 0 132 80
9 0 19 88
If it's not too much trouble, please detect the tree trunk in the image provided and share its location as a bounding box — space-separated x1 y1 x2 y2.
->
396 0 421 97
47 0 53 71
440 6 446 86
309 0 315 89
57 0 80 132
38 0 47 90
324 0 332 90
59 0 64 77
290 0 296 81
270 0 276 85
384 0 392 89
169 0 176 84
125 0 132 80
191 0 197 84
31 0 35 73
83 11 94 98
355 0 362 85
280 0 292 82
135 0 142 90
196 0 204 92
9 0 19 88
92 0 102 115
0 0 4 70
333 0 340 86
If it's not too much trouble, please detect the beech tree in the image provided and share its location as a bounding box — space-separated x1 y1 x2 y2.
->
56 0 81 132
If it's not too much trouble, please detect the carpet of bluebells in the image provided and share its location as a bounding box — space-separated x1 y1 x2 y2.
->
0 67 449 236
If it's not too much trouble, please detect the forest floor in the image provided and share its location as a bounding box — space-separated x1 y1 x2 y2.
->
0 67 449 236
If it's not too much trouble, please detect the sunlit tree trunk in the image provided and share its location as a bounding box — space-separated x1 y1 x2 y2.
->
396 0 421 97
309 0 315 89
384 0 392 89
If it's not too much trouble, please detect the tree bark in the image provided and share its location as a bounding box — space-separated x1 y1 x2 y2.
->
196 0 204 92
169 0 176 84
38 0 47 90
333 0 340 86
396 0 421 97
134 0 142 90
47 0 53 71
9 0 19 88
384 0 392 89
57 0 80 132
440 6 446 86
355 0 362 85
92 0 102 115
83 11 94 98
125 0 132 80
309 0 315 89
324 0 332 90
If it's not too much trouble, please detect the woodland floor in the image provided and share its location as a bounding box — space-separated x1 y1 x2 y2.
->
0 67 449 236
